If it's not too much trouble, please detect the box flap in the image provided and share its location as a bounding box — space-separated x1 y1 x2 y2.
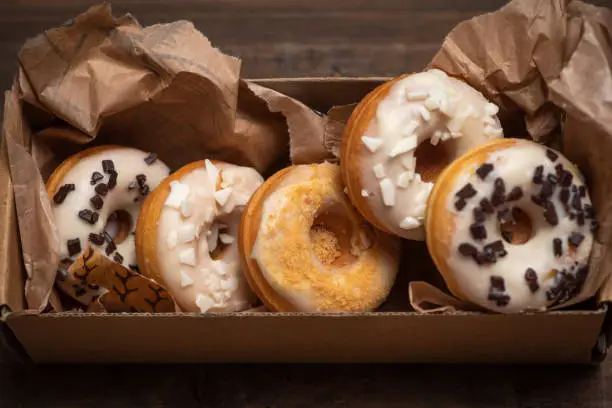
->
6 309 605 364
0 134 25 313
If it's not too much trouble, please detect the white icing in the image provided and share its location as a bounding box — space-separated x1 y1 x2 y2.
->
362 136 383 152
50 147 169 304
156 162 263 312
358 69 504 240
400 216 420 230
180 199 192 218
180 271 194 288
166 230 178 249
446 140 594 313
397 171 413 188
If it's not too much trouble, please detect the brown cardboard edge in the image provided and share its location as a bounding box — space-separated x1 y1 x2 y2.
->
4 307 607 364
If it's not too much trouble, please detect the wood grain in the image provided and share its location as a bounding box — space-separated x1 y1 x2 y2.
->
2 0 612 407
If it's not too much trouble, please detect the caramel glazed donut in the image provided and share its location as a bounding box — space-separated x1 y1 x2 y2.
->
137 159 263 312
239 163 401 312
426 139 597 313
47 146 170 304
342 69 504 240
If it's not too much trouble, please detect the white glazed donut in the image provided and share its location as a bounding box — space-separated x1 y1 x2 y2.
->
136 160 263 313
341 69 504 240
426 139 596 313
47 145 170 304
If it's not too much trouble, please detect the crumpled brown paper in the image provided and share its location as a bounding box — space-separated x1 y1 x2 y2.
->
68 246 176 313
409 0 612 312
2 3 332 311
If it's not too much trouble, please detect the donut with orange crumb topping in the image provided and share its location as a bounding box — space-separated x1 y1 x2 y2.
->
239 162 400 312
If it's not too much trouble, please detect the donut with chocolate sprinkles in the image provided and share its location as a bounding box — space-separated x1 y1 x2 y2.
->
46 145 170 306
425 139 595 313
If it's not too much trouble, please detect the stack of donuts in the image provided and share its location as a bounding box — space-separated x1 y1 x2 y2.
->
48 69 596 314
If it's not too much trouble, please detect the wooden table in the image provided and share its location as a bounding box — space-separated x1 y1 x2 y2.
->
2 0 612 406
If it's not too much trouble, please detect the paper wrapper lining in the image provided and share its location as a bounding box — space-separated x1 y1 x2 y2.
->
3 3 334 312
4 0 612 314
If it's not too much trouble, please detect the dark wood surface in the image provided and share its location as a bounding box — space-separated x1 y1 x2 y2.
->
2 0 612 406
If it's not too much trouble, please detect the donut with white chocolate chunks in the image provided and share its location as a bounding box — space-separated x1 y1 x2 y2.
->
136 160 262 313
47 145 170 304
239 163 400 312
426 139 596 313
341 69 503 240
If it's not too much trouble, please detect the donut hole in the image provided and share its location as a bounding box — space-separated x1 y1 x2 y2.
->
208 222 231 260
414 140 450 182
499 207 533 245
104 210 132 245
310 208 357 267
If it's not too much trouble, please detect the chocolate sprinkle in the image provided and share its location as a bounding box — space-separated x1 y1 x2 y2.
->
136 174 147 187
544 202 559 226
490 276 506 291
454 199 467 211
95 183 109 196
90 195 104 210
491 178 506 207
53 184 75 204
591 220 599 232
480 198 495 214
108 212 118 222
456 183 477 200
539 181 554 199
470 224 487 241
103 231 113 244
571 193 582 211
555 163 564 177
102 160 115 174
78 209 99 225
579 186 586 197
531 194 546 208
533 165 544 184
560 171 573 187
90 171 104 185
568 232 585 247
546 149 559 162
144 152 158 165
139 184 150 196
88 233 105 246
484 240 507 259
107 171 118 190
501 231 513 242
473 207 486 223
105 240 117 255
458 243 478 257
476 163 494 180
113 253 124 263
576 212 585 226
584 204 595 219
497 208 514 226
506 186 523 202
546 174 558 185
553 238 563 257
129 264 139 272
524 268 540 293
67 238 81 256
559 188 570 205
488 292 510 307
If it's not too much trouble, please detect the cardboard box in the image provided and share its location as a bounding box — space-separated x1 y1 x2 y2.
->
0 78 609 364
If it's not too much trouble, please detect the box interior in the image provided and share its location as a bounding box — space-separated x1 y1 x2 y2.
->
0 78 608 363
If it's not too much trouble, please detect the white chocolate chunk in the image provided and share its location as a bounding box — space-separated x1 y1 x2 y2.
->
219 233 234 244
361 189 370 197
373 164 386 179
166 230 178 250
483 115 497 126
180 198 192 218
361 136 383 153
485 102 500 116
418 105 431 122
164 182 190 209
388 136 417 157
380 178 395 206
399 216 420 230
222 171 235 186
397 171 413 188
221 276 238 292
484 125 503 138
430 131 441 146
205 159 219 188
179 248 196 266
406 90 429 100
402 120 420 138
177 224 196 243
212 260 228 276
180 271 194 288
207 224 219 252
440 130 451 141
451 131 463 139
413 173 422 183
214 188 233 207
402 155 416 170
195 293 215 313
